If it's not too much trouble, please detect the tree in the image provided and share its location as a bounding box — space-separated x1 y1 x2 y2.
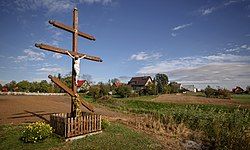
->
144 82 157 95
116 85 132 98
204 85 216 98
155 73 169 94
246 86 250 94
0 83 2 91
89 85 101 99
17 80 30 92
99 83 109 97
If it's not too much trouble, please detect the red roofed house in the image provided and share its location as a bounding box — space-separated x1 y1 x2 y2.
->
113 81 123 88
128 76 153 91
77 80 90 92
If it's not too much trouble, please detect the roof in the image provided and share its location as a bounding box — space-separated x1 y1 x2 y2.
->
77 80 86 88
128 76 152 86
113 81 123 87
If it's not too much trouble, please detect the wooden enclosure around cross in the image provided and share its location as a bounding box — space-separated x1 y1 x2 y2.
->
35 8 102 117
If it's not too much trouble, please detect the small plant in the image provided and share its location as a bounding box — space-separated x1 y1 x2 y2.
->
20 121 53 143
101 118 110 130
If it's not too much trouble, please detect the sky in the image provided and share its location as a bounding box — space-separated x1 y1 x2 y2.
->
0 0 250 89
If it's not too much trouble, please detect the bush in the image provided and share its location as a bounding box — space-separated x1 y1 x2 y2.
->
101 118 110 130
89 85 101 99
116 85 132 98
205 86 231 99
21 122 53 143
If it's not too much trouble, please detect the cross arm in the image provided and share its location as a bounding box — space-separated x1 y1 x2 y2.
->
48 20 96 41
35 43 103 62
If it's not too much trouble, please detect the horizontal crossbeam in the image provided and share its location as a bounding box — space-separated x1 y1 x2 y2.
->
48 75 94 112
35 43 103 62
49 20 96 41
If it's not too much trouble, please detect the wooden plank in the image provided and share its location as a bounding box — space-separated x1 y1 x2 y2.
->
48 20 96 41
35 43 103 62
48 75 75 97
78 97 94 113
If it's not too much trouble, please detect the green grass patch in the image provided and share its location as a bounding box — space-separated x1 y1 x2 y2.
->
232 94 250 104
70 123 163 150
0 123 163 150
0 124 63 150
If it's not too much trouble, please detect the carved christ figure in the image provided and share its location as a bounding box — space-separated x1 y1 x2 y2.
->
66 51 86 85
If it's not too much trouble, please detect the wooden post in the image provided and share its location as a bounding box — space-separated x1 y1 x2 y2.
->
72 8 78 117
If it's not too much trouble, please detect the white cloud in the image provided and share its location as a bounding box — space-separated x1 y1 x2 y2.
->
37 67 62 72
14 0 113 13
137 53 250 89
14 0 75 13
15 49 45 62
172 23 192 31
224 0 237 6
53 53 62 59
80 0 112 5
171 33 177 37
137 53 250 74
130 52 162 61
201 7 215 15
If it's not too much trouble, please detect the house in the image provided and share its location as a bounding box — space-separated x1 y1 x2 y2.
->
77 80 90 92
1 87 8 92
128 76 153 91
181 84 196 92
232 86 244 94
113 81 123 88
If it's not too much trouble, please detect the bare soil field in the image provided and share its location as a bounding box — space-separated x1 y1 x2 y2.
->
152 94 250 108
0 95 128 125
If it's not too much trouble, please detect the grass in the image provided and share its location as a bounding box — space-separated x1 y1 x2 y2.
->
232 94 250 104
0 124 63 150
92 96 250 149
0 123 164 150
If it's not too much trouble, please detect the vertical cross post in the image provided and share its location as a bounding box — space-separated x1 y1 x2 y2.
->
71 8 78 117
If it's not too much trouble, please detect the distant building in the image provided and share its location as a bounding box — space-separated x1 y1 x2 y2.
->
181 84 196 92
77 80 90 92
1 87 8 92
128 76 153 91
113 81 123 88
232 86 244 94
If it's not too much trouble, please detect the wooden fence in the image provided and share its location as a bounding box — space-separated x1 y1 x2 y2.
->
50 112 101 138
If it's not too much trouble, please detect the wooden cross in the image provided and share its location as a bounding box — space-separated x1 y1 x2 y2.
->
35 8 102 117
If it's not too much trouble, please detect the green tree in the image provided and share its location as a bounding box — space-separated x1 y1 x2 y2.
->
17 80 30 92
155 73 169 94
89 85 101 99
116 85 132 98
144 82 157 95
0 83 2 91
99 83 109 97
204 85 217 98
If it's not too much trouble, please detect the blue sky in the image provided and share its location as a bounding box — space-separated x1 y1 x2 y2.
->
0 0 250 89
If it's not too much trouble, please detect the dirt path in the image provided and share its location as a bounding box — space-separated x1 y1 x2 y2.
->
0 95 131 125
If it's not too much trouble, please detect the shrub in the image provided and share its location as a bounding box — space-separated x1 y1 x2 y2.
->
21 122 53 143
89 85 101 99
101 118 110 130
116 85 132 98
204 86 231 99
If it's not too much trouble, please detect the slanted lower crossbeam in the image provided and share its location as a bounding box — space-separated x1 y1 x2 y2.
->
48 75 94 113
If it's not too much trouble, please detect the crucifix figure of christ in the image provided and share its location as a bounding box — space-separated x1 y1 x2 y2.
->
66 51 86 86
35 8 102 117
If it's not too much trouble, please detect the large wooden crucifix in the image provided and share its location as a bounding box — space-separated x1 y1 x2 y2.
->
35 8 102 117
